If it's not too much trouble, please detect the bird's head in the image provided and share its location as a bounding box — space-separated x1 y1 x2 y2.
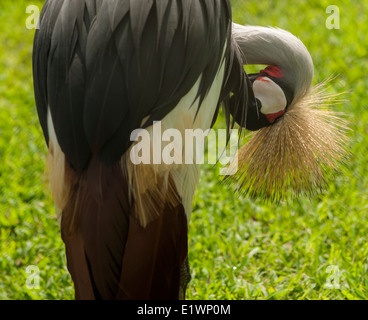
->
232 24 315 132
225 24 350 200
244 65 294 130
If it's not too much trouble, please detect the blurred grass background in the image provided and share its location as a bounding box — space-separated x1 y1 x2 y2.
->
0 0 367 299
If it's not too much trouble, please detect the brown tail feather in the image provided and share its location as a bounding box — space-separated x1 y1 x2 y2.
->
116 201 188 299
59 155 189 300
61 230 95 300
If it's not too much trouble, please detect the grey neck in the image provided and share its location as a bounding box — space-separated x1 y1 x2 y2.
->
232 23 314 105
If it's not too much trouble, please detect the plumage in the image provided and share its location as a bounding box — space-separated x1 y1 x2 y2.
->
33 0 249 300
34 0 241 169
225 81 350 201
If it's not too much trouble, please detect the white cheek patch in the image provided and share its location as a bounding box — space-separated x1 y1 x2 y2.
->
253 77 287 115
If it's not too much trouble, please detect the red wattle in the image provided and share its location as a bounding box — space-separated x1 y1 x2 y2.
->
261 66 283 78
257 77 271 82
266 110 285 123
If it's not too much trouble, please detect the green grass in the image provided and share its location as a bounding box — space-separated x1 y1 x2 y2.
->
0 0 367 300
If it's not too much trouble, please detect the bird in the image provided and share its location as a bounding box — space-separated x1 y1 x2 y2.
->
32 0 348 299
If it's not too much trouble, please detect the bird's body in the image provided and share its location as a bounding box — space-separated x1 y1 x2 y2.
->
33 0 249 299
33 0 348 300
46 44 226 299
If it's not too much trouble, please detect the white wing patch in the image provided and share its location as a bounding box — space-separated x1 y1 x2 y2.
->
127 48 227 225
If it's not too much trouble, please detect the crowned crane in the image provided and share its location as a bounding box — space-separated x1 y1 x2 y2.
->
33 0 348 300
